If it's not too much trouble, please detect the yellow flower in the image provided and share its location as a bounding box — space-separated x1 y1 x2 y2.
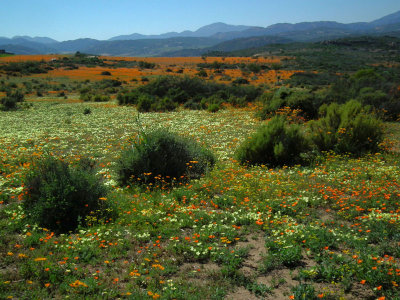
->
34 257 47 261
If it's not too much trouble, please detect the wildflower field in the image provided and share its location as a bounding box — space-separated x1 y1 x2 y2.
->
1 52 400 299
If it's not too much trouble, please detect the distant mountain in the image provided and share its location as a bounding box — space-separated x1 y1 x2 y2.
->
50 38 103 53
163 36 293 57
109 22 255 41
0 44 42 55
12 36 59 44
84 37 220 56
1 10 400 56
370 10 400 26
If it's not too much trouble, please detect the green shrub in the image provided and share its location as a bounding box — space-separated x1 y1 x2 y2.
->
116 129 215 187
291 284 316 300
310 100 383 155
117 76 262 111
93 94 110 102
1 90 25 111
207 103 221 113
258 87 317 120
1 96 18 110
235 116 309 167
83 108 91 115
137 94 154 112
196 69 208 77
23 157 112 233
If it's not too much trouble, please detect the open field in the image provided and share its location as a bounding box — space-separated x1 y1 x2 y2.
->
0 100 399 299
0 55 295 86
0 52 400 299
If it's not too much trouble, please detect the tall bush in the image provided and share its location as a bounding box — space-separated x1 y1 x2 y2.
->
310 100 383 155
116 129 215 187
235 116 309 167
23 157 112 233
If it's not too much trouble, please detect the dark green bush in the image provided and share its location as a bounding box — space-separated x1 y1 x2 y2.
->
309 100 383 155
93 94 110 102
117 76 262 112
196 69 208 77
258 87 318 120
1 96 18 110
83 108 91 115
137 94 155 112
207 103 221 112
23 157 112 233
116 129 215 187
235 116 309 167
1 90 25 111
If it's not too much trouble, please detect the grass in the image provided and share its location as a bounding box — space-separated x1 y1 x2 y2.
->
0 99 399 299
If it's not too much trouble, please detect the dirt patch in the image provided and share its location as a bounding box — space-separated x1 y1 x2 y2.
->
173 261 221 286
236 232 267 277
224 287 259 300
257 268 299 299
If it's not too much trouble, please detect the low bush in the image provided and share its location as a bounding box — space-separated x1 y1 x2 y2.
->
117 75 262 112
235 116 309 167
1 90 25 111
23 157 113 233
309 100 383 155
258 87 318 120
116 129 215 187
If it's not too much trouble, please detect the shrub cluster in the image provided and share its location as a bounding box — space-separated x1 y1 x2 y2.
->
23 157 112 233
116 129 215 187
258 87 318 120
309 100 383 155
117 75 262 111
326 68 400 120
238 100 383 167
235 116 309 167
1 90 25 111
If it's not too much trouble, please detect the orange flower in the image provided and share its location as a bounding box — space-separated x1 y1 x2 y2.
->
360 280 366 284
34 257 47 261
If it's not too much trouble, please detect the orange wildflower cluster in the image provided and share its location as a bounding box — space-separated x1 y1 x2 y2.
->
2 54 297 86
0 55 62 62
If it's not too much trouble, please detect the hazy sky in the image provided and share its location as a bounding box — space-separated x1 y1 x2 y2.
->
1 0 400 41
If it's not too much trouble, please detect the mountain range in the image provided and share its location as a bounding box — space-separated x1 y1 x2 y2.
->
1 10 400 57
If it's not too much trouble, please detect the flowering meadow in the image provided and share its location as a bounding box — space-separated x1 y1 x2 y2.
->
0 54 400 300
0 100 398 299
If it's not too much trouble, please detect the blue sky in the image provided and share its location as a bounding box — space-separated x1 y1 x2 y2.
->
1 0 400 41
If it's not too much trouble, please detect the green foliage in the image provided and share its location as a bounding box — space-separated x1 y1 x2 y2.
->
232 77 249 85
83 108 91 115
310 100 383 155
0 61 49 75
136 94 155 112
207 103 221 113
258 87 318 120
235 116 309 167
116 129 215 187
117 75 262 112
23 157 112 233
81 93 110 102
196 69 208 77
291 284 316 300
1 90 25 111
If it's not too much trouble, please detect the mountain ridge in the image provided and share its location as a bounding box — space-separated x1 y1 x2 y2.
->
1 10 400 56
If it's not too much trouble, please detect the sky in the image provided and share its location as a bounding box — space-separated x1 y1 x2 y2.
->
1 0 400 41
